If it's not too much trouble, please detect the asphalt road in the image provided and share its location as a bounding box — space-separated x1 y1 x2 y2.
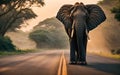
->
64 50 120 75
0 50 62 75
0 50 120 75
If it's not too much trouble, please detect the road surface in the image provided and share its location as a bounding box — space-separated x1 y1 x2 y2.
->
64 50 120 75
0 50 120 75
0 50 62 75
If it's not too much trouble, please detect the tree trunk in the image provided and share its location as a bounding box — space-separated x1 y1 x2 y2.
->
0 10 20 36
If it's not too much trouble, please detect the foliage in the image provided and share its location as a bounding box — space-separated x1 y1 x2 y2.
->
111 49 120 54
111 7 120 21
30 17 68 49
30 29 68 49
98 0 114 4
0 49 36 56
0 0 44 36
98 0 120 21
0 0 15 5
0 36 16 51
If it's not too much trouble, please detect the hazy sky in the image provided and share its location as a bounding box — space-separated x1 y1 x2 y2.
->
20 0 101 31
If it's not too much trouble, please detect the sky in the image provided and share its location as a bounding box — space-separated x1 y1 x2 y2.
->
20 0 101 32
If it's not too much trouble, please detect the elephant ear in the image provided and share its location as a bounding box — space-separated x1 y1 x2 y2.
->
56 4 73 29
86 4 106 31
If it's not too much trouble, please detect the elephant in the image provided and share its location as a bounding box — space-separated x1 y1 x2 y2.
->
56 2 106 65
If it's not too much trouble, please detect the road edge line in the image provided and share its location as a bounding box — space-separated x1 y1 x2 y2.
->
57 51 67 75
62 51 67 75
57 51 63 75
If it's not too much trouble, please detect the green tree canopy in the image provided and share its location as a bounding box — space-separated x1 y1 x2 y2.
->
0 0 45 36
111 0 120 21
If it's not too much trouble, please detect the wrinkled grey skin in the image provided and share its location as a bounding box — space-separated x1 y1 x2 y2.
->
56 3 106 63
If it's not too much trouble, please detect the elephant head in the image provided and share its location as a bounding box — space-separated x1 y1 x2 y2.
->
56 2 106 37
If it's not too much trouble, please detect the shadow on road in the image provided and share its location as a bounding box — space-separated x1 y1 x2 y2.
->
78 63 120 75
65 51 120 75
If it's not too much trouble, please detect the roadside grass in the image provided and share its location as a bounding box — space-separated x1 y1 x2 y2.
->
88 51 120 60
0 49 38 57
98 52 120 59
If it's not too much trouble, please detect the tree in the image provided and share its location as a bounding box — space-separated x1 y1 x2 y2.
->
29 17 68 49
111 7 120 21
0 0 45 36
111 0 120 21
0 36 16 51
98 0 120 21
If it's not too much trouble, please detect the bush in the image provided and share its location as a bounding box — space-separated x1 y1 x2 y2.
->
110 0 120 21
0 36 16 51
111 7 120 13
111 7 120 21
111 49 120 54
115 13 120 21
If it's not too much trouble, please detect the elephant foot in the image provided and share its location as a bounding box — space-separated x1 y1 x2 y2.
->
69 61 77 65
77 61 87 65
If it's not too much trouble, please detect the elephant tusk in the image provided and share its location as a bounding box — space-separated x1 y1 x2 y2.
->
86 28 90 40
70 21 75 38
71 28 74 38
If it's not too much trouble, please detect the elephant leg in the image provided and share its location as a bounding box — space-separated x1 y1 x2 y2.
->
82 32 88 62
73 30 79 62
69 31 77 62
78 36 87 62
75 24 86 62
75 45 79 62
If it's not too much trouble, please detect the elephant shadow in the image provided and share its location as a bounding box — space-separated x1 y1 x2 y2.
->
84 62 120 75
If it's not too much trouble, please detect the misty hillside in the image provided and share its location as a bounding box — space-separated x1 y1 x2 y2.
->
6 31 36 50
88 0 120 53
29 17 69 49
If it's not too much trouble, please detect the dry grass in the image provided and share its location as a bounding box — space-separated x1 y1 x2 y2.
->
88 50 120 59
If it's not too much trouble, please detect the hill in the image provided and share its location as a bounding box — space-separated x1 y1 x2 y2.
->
6 31 36 50
88 0 120 54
